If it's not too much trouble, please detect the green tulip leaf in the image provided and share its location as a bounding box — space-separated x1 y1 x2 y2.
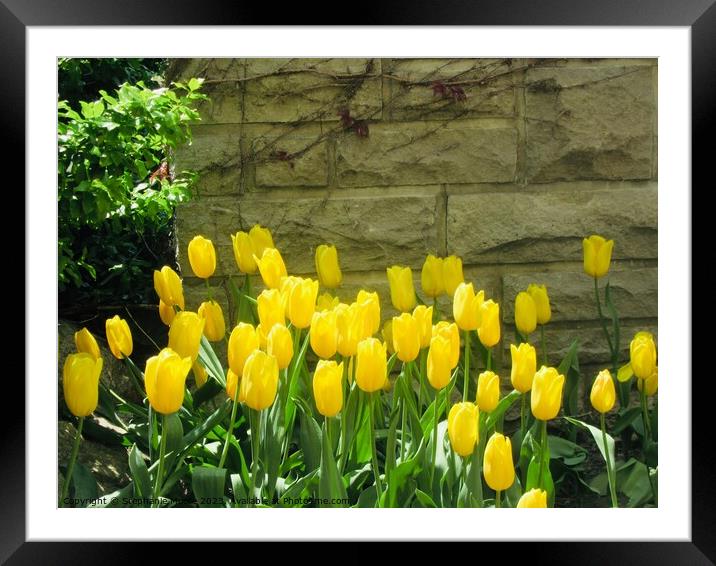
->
385 438 425 508
295 397 322 473
318 420 349 507
128 444 152 499
192 466 227 507
198 336 226 388
414 488 437 508
612 407 642 435
68 461 98 505
557 340 580 420
485 390 521 430
230 472 248 507
161 412 185 473
563 416 615 472
384 403 401 477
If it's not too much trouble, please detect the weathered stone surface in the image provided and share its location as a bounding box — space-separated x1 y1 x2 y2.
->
176 188 442 275
174 125 242 172
447 184 657 264
525 64 655 182
336 120 518 187
384 58 516 120
501 267 658 322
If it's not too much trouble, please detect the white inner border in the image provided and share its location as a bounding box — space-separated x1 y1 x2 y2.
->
28 27 690 541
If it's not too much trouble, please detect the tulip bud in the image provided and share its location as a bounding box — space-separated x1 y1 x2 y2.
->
279 276 301 317
617 362 634 383
590 369 616 414
249 224 275 258
315 244 342 289
355 337 387 393
105 315 133 359
254 248 287 289
267 323 293 370
231 231 258 274
630 331 657 380
421 255 445 298
239 350 279 411
356 290 381 337
316 292 339 312
442 255 464 296
193 361 208 388
158 300 176 327
483 432 515 492
392 313 421 363
478 299 501 348
168 311 205 363
531 366 565 421
288 277 319 329
412 305 433 349
637 367 658 396
226 368 240 401
63 353 103 417
386 265 416 313
477 371 500 412
74 327 100 360
335 303 363 358
382 320 395 354
313 360 344 417
517 488 547 508
188 235 216 279
198 300 226 342
515 292 537 336
427 335 452 390
583 235 614 278
527 284 551 325
153 265 185 309
144 348 192 415
255 323 268 349
228 323 260 376
432 321 460 369
510 343 536 393
310 310 338 360
447 402 479 457
257 288 285 331
453 282 483 331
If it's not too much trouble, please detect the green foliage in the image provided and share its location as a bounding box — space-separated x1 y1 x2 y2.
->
58 70 207 307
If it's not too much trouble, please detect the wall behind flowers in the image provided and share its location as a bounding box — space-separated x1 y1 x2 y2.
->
167 58 657 388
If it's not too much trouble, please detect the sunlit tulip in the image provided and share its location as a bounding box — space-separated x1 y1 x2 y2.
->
590 369 616 413
421 255 444 298
583 235 614 278
228 323 260 376
168 311 205 363
382 320 395 354
74 327 100 360
316 292 339 312
226 368 240 401
432 321 460 368
355 337 387 393
198 300 226 342
477 371 500 412
63 353 103 417
231 231 258 274
478 299 500 348
356 290 381 337
531 366 565 421
427 335 452 390
315 244 342 289
527 284 551 325
335 303 363 358
310 310 338 360
515 292 537 335
158 300 175 326
144 348 192 415
313 360 344 417
386 265 416 312
442 255 464 296
630 331 657 380
279 276 301 314
105 315 133 359
249 224 275 258
453 282 483 331
447 402 479 457
483 432 515 492
254 248 287 289
510 343 536 393
239 350 279 411
517 488 547 508
392 313 420 363
255 323 268 350
188 235 216 279
193 361 208 388
413 305 433 349
153 265 185 309
288 278 319 329
257 288 285 330
267 323 293 370
638 367 658 396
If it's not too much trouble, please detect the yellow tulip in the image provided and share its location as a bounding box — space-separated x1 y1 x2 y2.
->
254 248 287 289
356 290 381 337
63 353 103 417
515 292 537 336
517 488 548 508
153 265 185 309
226 368 240 401
447 402 479 457
527 284 551 325
267 323 293 370
477 371 500 412
316 292 339 312
255 323 268 350
105 315 133 359
453 282 483 331
74 327 100 360
382 320 395 354
427 335 452 390
198 300 226 342
421 254 444 298
630 331 657 380
617 362 634 383
279 275 301 314
188 235 216 279
478 299 501 348
168 311 205 363
531 366 565 421
288 277 319 329
442 255 464 296
392 312 420 363
257 288 285 330
228 323 260 376
239 350 279 411
315 244 342 288
355 337 387 393
144 348 192 415
483 432 515 492
158 300 175 326
193 361 208 388
638 367 658 396
249 224 275 258
583 235 614 278
510 343 537 393
412 305 433 349
432 321 460 369
310 310 338 360
335 303 363 358
590 369 616 414
231 231 258 274
313 360 344 417
386 265 416 313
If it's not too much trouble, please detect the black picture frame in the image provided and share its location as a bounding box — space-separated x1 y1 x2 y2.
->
8 1 706 562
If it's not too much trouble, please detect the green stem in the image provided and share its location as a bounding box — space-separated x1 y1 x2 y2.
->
218 388 240 469
540 324 548 366
495 489 502 508
601 412 618 508
463 330 471 402
152 414 168 508
640 387 658 505
594 277 614 355
486 348 492 371
433 297 440 322
338 360 351 474
369 393 383 502
520 393 527 438
248 408 261 505
205 277 213 301
418 351 427 414
431 387 441 487
59 416 84 507
537 419 548 490
325 415 331 455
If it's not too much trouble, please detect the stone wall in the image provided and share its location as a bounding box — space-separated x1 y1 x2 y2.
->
168 58 657 377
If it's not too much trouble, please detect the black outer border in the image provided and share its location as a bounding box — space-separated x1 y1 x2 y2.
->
7 1 707 562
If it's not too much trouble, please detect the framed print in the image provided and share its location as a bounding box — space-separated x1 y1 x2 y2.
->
9 0 708 561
